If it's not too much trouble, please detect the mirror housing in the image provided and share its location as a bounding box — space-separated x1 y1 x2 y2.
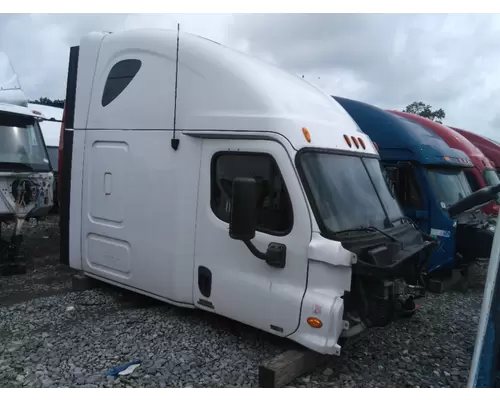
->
448 184 500 219
229 177 257 241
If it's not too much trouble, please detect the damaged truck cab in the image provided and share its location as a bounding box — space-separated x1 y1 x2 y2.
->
333 96 491 274
390 111 500 219
387 111 496 264
59 29 435 355
0 86 54 273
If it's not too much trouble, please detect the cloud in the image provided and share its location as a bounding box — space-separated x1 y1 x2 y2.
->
0 13 232 100
228 13 500 139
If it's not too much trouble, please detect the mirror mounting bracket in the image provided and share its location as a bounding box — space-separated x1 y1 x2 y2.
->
243 240 287 269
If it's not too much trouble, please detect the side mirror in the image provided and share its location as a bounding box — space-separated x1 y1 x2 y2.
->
229 177 257 241
448 184 500 219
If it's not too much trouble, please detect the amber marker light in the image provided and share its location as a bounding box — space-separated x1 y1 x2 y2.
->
307 317 323 328
302 127 311 143
343 135 352 147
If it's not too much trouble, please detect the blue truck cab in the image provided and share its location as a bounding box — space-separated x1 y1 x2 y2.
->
333 96 484 274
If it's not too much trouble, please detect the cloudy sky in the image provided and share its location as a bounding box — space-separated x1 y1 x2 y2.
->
1 13 500 140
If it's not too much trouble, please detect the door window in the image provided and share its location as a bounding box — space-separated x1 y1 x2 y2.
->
464 169 481 192
384 165 424 209
211 152 293 236
101 59 142 107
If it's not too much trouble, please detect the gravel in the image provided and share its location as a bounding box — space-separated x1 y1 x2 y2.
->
0 216 489 387
0 289 287 388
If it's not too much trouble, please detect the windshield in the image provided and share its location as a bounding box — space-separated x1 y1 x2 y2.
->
46 146 58 172
426 168 472 208
484 168 500 204
484 168 500 187
0 112 50 172
299 152 404 233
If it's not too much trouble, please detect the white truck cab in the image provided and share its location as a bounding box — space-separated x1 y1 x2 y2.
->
59 29 435 355
0 81 54 273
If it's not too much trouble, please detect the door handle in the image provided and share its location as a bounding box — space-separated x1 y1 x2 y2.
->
104 172 112 195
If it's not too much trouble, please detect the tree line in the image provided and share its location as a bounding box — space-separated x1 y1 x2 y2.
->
29 97 64 109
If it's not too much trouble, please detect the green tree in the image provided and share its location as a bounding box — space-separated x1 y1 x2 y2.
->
29 97 64 109
403 101 446 124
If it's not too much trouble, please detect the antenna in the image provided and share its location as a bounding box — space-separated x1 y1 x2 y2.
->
171 23 180 151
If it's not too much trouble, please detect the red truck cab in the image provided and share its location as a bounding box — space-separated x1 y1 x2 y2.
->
449 126 500 178
388 110 500 217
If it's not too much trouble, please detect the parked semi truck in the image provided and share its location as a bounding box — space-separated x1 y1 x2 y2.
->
58 28 440 355
333 96 493 276
389 111 500 218
0 60 55 274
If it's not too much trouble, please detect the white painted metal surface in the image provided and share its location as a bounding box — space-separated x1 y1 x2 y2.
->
80 29 377 154
194 138 311 338
27 104 63 147
0 102 47 119
68 28 380 355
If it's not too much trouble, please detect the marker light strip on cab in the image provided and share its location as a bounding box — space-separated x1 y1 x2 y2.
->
343 135 352 147
351 136 360 149
358 137 366 149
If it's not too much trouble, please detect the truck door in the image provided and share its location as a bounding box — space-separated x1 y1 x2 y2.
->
194 138 310 337
384 163 429 232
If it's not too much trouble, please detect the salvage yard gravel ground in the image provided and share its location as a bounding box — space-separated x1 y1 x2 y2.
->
0 216 487 388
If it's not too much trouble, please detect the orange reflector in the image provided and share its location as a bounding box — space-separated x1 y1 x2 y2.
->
343 135 352 147
444 156 450 161
307 317 323 328
32 110 42 115
358 137 366 149
302 127 311 143
351 136 360 148
373 141 379 152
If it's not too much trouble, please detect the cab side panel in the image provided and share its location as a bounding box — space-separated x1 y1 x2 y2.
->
80 130 201 304
67 32 108 269
75 33 198 304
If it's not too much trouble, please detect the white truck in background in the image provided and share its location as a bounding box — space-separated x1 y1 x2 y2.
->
58 28 436 355
0 54 54 274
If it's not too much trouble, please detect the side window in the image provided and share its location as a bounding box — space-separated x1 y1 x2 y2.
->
464 170 480 192
211 152 293 236
101 59 142 107
384 166 424 209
